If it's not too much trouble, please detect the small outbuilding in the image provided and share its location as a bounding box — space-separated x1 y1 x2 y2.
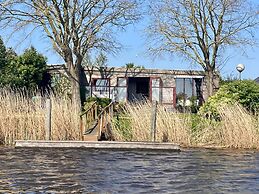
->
49 65 219 109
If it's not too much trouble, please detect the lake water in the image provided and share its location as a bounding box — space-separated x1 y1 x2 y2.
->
0 147 259 193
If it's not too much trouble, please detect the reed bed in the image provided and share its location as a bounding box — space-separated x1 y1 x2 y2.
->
113 102 259 149
113 102 191 146
217 104 259 148
0 89 81 145
1 88 259 149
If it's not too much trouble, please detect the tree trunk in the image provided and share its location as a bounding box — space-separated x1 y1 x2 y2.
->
70 68 82 113
205 69 214 100
66 55 87 113
79 65 88 103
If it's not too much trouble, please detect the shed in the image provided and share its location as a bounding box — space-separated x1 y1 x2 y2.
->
48 65 219 109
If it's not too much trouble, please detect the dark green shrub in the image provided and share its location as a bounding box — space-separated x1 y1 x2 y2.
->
199 80 259 119
113 113 133 141
0 47 50 89
84 97 111 111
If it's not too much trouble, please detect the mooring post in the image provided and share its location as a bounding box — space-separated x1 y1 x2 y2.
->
150 101 158 142
45 98 52 140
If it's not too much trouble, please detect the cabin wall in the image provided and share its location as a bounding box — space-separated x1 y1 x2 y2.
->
83 68 218 108
47 65 220 108
87 70 177 106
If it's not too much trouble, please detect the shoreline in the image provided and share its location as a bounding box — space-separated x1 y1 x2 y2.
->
14 140 181 151
0 141 256 152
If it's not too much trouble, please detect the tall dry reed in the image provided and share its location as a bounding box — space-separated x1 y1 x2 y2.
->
0 89 81 145
113 102 192 146
2 90 259 149
113 101 259 149
217 104 259 148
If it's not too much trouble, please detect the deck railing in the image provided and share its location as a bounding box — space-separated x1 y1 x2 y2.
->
79 101 98 140
80 101 115 141
97 102 115 140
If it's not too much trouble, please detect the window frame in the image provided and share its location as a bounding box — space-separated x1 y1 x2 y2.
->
92 78 110 93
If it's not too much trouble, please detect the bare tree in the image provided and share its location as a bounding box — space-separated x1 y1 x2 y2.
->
0 0 140 110
82 52 115 97
147 0 259 98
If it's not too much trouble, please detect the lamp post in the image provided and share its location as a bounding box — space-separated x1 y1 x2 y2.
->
236 64 245 80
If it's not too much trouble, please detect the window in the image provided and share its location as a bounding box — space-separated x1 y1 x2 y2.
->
93 78 109 93
175 78 202 107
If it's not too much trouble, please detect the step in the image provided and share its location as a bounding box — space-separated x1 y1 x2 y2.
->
83 134 98 141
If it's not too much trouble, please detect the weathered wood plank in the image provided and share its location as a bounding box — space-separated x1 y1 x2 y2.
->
15 140 181 151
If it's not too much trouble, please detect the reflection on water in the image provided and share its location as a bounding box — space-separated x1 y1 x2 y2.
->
0 147 259 193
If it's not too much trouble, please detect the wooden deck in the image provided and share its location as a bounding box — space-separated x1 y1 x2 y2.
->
15 140 181 151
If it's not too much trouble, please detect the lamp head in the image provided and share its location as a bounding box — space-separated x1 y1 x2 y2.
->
236 64 245 73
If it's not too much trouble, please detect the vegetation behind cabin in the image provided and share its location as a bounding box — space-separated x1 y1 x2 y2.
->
0 37 50 90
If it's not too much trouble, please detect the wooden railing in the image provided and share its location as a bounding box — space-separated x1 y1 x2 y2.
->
96 102 115 140
80 101 98 140
80 101 115 141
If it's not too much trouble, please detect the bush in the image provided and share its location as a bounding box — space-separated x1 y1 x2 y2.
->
199 80 259 119
0 47 50 89
84 97 111 110
112 113 133 141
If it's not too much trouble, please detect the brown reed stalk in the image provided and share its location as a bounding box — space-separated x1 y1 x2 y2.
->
217 103 259 149
113 102 192 146
113 101 259 149
0 89 80 145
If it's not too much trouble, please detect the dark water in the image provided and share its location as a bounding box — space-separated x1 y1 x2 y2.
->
0 147 259 194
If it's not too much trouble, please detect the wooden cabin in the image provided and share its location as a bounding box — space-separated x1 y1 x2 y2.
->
48 65 219 109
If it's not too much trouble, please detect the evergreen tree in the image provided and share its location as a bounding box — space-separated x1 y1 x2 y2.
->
1 47 50 89
6 48 17 62
0 37 6 68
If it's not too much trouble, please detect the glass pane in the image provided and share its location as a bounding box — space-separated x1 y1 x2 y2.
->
96 79 108 86
152 88 160 102
109 87 120 102
185 78 193 98
95 79 109 92
152 79 160 87
117 87 127 102
175 78 184 94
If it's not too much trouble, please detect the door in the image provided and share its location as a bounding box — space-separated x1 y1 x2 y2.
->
116 77 127 102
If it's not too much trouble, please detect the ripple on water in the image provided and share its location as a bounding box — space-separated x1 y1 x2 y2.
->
0 148 259 193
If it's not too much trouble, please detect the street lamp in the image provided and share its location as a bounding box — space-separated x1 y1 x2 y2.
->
236 64 245 80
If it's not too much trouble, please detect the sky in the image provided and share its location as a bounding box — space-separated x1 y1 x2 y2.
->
2 3 259 80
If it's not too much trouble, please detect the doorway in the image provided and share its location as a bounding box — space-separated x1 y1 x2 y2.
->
127 77 150 102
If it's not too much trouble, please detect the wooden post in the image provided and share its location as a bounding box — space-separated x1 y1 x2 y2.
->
108 103 114 132
109 104 114 118
99 116 103 139
80 116 84 141
95 104 98 119
45 98 52 140
150 101 158 142
85 113 88 130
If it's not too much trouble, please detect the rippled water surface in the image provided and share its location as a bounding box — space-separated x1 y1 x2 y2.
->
0 147 259 193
